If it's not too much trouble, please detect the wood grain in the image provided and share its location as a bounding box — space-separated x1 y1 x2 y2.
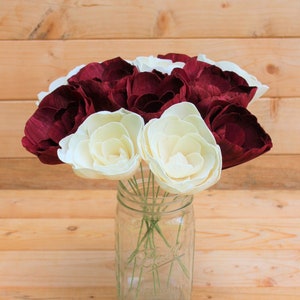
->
1 189 300 219
195 250 300 287
1 287 300 300
1 218 300 251
0 287 117 300
0 251 114 287
1 0 300 39
0 39 299 100
1 250 299 287
192 287 300 300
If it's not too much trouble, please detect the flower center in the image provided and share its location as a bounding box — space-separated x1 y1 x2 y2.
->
165 152 203 179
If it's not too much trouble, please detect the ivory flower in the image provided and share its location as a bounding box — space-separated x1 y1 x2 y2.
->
138 102 222 194
58 109 144 180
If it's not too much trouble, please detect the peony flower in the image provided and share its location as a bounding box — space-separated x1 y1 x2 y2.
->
124 71 187 122
138 102 222 194
204 100 273 169
160 53 268 111
197 54 269 102
131 56 185 74
171 57 258 116
22 84 97 164
58 108 144 180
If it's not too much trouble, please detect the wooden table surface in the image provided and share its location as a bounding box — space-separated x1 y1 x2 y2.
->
1 1 300 299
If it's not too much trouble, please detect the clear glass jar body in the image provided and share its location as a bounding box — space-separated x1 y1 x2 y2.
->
115 172 195 300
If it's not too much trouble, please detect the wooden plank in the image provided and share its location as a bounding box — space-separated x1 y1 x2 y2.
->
195 219 300 250
0 287 117 300
1 190 300 219
194 250 300 287
248 98 300 154
1 0 300 39
0 251 114 287
0 190 117 219
0 219 113 251
193 287 300 299
1 287 300 300
0 101 36 159
195 190 300 219
0 38 300 100
0 250 299 287
1 218 300 251
1 155 299 190
2 98 298 159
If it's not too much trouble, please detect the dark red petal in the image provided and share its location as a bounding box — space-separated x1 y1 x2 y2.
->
205 101 273 169
157 53 193 63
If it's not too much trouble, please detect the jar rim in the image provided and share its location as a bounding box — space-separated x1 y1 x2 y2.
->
117 179 193 214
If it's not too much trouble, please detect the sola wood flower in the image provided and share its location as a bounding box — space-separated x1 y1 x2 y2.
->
138 102 222 194
57 108 144 180
22 53 272 175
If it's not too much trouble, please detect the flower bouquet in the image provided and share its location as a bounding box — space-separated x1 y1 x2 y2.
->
22 53 272 299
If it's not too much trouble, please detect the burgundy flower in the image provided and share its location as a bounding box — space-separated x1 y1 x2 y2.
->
22 58 136 165
22 84 98 164
172 58 257 116
124 71 187 122
204 101 273 169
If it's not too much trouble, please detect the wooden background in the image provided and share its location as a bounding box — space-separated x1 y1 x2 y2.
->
0 0 300 299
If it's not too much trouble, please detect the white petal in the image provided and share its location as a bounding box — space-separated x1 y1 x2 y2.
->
164 152 201 179
184 115 217 145
120 113 144 144
73 139 93 168
132 56 184 74
171 134 202 156
160 102 200 119
57 135 73 163
157 134 179 162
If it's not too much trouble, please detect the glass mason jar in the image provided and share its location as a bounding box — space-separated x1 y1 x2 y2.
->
115 168 195 300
